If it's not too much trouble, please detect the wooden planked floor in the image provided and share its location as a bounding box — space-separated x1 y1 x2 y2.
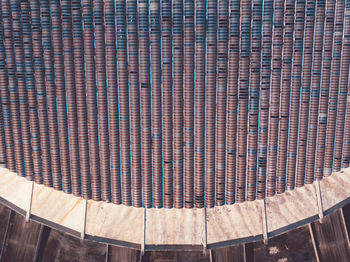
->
0 204 11 259
141 250 210 262
38 228 107 262
254 226 316 262
0 210 41 262
212 245 245 262
108 245 141 262
311 209 350 262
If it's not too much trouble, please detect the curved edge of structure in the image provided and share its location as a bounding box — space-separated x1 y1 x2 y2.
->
0 167 349 251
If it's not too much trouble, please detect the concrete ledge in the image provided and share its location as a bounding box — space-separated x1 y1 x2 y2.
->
85 200 143 245
31 183 85 234
320 168 350 212
0 167 349 250
207 200 264 245
0 169 32 212
265 183 318 234
145 207 205 246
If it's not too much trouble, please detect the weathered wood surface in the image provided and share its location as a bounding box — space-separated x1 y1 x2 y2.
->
33 225 51 262
342 204 350 244
108 245 141 262
38 228 106 262
211 245 245 262
0 211 41 262
0 204 11 257
0 167 349 249
141 250 210 262
311 209 350 262
254 226 316 262
244 243 254 262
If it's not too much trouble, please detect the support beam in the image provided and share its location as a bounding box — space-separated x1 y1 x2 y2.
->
340 208 350 248
203 208 207 251
262 199 268 244
0 210 13 262
211 245 245 262
26 181 34 222
139 249 142 262
33 225 51 262
316 180 324 222
105 245 109 262
310 210 350 261
244 243 254 262
141 208 146 255
0 210 41 261
81 199 87 240
342 204 350 247
308 223 321 262
108 245 141 262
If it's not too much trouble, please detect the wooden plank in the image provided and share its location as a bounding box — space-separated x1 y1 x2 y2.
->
211 245 245 262
309 223 321 262
39 228 106 262
145 207 204 246
254 226 316 262
26 181 34 222
141 250 209 262
311 209 350 261
142 208 145 253
108 245 140 262
244 243 254 262
81 199 87 239
33 225 51 262
340 208 350 248
105 245 109 262
316 180 324 221
85 200 143 245
30 183 85 235
0 204 11 257
262 199 268 244
0 168 32 212
342 203 350 247
0 211 41 262
0 209 12 261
